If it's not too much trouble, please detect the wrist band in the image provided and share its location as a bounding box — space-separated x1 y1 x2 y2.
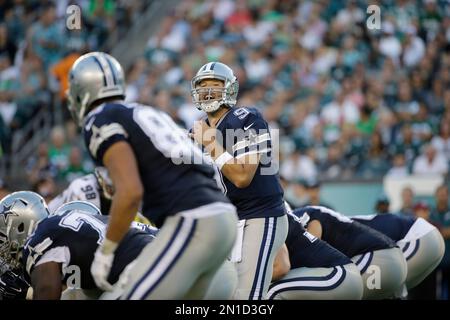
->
215 151 233 170
101 238 118 255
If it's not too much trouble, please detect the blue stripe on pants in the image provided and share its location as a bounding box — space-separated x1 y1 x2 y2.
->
124 217 186 299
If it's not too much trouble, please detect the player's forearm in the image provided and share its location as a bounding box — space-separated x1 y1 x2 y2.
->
31 263 63 300
103 141 144 245
105 188 142 244
206 140 257 188
272 244 291 281
307 220 323 239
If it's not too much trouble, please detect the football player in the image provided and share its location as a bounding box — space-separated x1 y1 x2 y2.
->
48 167 113 214
352 212 445 290
190 62 288 300
294 206 408 299
0 193 237 300
48 167 150 224
0 192 157 299
267 210 364 300
67 52 237 299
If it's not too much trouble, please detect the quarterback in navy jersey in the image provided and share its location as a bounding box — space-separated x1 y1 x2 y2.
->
352 213 445 290
190 61 288 300
67 52 237 299
267 210 363 300
294 206 408 299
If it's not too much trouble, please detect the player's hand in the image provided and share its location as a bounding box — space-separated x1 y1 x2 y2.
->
91 244 116 292
192 119 214 147
0 270 29 300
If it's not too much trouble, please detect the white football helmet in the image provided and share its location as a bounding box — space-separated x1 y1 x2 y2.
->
67 52 126 126
191 62 239 113
0 191 49 272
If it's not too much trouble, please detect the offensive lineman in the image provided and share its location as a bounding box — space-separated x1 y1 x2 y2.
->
352 212 445 290
267 210 364 300
294 206 408 299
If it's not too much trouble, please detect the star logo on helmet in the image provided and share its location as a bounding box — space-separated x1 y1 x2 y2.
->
0 202 18 224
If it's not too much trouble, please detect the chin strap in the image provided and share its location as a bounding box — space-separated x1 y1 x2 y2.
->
201 100 221 113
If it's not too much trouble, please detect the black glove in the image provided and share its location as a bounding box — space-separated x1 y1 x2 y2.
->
0 270 29 300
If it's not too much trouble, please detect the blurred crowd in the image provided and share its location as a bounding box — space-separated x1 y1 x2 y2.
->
0 0 148 186
122 0 449 184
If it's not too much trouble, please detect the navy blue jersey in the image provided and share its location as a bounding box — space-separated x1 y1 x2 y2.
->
83 102 229 227
211 107 285 219
352 214 416 242
22 211 157 290
294 206 396 258
286 212 351 268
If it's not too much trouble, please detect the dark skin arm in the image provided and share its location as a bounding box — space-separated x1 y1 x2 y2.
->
272 244 291 281
31 262 62 300
306 220 323 239
103 141 144 244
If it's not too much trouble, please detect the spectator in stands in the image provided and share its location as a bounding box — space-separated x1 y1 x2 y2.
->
357 131 390 178
374 195 390 214
0 52 15 154
50 49 82 101
10 53 49 130
48 126 70 173
280 148 317 182
303 179 333 209
413 201 432 220
401 25 426 68
32 175 57 204
355 104 377 137
65 120 85 152
386 153 409 178
431 121 450 162
425 78 445 115
398 186 415 216
390 124 422 168
412 144 449 177
0 23 16 64
430 185 450 300
379 21 402 64
319 142 347 180
393 80 420 123
0 53 18 128
283 178 309 210
59 146 91 183
29 3 64 71
320 88 360 143
0 178 10 199
26 142 58 186
411 103 433 143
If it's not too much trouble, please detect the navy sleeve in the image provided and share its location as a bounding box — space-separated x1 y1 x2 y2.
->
21 218 63 279
83 105 129 165
224 108 272 159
